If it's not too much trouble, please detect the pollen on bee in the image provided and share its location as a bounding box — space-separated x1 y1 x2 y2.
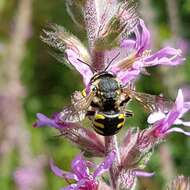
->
118 113 125 120
81 89 87 97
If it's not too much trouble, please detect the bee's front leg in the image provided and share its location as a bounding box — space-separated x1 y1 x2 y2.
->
86 110 96 117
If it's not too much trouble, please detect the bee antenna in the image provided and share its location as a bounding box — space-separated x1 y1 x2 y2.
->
104 52 120 71
77 58 97 73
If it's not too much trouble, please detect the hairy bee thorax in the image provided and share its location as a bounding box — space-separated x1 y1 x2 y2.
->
90 71 122 111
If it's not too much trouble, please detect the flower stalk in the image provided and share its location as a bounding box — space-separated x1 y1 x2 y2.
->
105 136 120 190
34 0 190 189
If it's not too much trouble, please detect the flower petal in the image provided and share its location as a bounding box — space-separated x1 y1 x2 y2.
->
65 49 93 86
151 89 185 135
120 39 136 50
175 89 184 111
134 170 154 177
174 119 190 127
120 19 150 54
166 89 184 128
75 178 98 190
166 127 190 136
50 160 78 181
34 113 61 129
116 69 140 85
135 19 151 54
143 47 184 67
147 111 166 124
71 154 89 180
60 184 77 190
93 150 116 178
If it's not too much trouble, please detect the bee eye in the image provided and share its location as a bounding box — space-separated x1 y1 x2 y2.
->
92 86 97 92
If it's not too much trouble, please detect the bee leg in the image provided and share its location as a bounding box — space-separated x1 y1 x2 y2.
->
125 110 133 117
86 110 95 120
86 110 95 116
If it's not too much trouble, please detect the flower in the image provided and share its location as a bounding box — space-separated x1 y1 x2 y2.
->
51 151 116 190
148 89 190 138
110 19 185 85
33 112 78 129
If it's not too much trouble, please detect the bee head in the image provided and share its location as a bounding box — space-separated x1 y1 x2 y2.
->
91 72 121 103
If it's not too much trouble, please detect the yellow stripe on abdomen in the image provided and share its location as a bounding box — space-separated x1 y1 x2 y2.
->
93 121 104 128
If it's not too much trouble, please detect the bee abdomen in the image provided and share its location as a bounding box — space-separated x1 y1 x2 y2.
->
92 113 125 136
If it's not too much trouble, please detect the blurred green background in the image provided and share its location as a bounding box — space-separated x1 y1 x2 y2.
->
0 0 190 189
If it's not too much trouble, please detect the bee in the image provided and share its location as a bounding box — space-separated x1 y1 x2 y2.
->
59 70 173 136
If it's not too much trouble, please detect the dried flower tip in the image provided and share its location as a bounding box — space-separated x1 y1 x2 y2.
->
118 170 137 190
41 24 90 63
166 176 190 190
118 169 154 190
95 0 139 51
41 23 93 85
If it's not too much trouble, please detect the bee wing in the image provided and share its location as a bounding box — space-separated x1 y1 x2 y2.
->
124 89 174 113
59 106 86 123
59 91 94 123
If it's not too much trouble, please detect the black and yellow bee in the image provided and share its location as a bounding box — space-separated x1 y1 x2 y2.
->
59 70 173 136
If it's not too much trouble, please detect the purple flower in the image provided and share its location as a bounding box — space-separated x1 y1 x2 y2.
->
63 19 184 87
34 113 73 129
110 19 185 85
65 49 93 86
50 151 116 190
148 89 190 138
